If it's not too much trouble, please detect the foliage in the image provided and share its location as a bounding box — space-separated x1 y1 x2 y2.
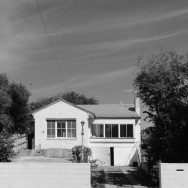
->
72 145 92 163
0 133 14 162
30 91 99 111
8 83 33 134
0 74 13 133
0 73 32 134
134 50 188 182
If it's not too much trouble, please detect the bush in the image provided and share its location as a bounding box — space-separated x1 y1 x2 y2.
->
72 145 92 163
0 133 14 162
150 163 159 186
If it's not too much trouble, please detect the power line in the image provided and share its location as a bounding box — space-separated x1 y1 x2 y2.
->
35 0 65 83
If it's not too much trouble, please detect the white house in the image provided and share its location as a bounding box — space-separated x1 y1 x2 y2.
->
32 98 141 166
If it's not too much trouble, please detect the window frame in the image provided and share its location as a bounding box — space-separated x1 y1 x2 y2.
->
46 119 76 139
91 123 134 139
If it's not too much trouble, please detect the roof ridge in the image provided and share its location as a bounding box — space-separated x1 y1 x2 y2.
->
77 103 134 106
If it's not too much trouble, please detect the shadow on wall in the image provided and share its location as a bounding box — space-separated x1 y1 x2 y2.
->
130 149 138 166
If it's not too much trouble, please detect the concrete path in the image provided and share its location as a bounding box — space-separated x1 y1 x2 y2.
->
92 166 150 188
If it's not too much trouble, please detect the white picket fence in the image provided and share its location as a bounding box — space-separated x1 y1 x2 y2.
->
11 134 27 153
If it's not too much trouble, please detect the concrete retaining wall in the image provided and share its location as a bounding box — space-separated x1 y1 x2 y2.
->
0 163 90 188
160 163 188 188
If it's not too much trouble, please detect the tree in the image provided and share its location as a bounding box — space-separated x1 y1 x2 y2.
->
0 73 32 161
30 91 99 111
0 73 32 134
133 50 188 164
0 74 13 133
8 83 33 134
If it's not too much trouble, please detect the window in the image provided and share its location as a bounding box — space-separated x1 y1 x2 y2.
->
127 124 133 137
47 121 55 138
120 124 126 137
67 120 76 138
91 124 103 137
91 123 134 138
57 121 66 137
105 124 118 138
47 120 76 138
105 124 111 137
120 124 133 138
112 124 118 137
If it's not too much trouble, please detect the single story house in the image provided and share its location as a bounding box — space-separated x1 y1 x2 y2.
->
32 98 141 166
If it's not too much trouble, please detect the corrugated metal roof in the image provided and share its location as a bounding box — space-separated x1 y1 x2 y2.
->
77 104 140 118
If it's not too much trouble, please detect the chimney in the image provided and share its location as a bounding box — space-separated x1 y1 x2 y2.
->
134 97 140 115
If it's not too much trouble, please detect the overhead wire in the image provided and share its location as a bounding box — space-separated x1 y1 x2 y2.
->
35 0 66 83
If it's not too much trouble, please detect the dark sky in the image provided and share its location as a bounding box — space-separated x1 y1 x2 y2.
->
1 0 188 107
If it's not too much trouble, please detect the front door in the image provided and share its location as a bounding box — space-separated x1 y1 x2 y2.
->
110 147 114 166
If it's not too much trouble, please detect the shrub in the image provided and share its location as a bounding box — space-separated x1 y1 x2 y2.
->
0 133 14 162
72 145 92 163
150 163 159 186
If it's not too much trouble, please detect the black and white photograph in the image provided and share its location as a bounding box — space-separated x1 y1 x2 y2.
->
0 0 188 187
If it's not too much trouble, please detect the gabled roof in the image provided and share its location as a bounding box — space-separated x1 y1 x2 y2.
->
32 98 95 117
77 104 140 119
32 98 140 119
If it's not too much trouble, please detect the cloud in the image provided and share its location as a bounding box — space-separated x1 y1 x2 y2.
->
138 8 188 25
31 66 135 99
65 30 188 54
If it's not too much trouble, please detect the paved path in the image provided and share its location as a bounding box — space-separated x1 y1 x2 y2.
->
92 166 150 188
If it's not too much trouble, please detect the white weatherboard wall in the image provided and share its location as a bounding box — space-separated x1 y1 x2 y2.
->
0 163 90 188
33 101 90 149
160 163 188 188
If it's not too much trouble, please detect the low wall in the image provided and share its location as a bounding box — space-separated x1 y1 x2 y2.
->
0 163 90 188
160 163 188 188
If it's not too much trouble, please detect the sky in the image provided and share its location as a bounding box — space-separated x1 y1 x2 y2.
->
1 0 188 110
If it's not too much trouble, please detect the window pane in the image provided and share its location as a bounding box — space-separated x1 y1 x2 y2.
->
67 121 71 128
57 123 61 128
67 129 71 137
62 129 66 137
47 129 51 137
57 129 61 137
91 125 96 137
91 124 103 137
47 121 55 138
105 124 111 138
96 124 103 137
127 124 133 137
112 124 118 137
99 124 103 137
120 124 127 137
51 121 55 128
57 128 66 137
72 129 76 137
47 121 52 128
57 121 65 128
72 121 76 128
52 129 55 137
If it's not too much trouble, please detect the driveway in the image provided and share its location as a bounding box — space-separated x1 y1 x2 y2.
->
92 166 151 188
